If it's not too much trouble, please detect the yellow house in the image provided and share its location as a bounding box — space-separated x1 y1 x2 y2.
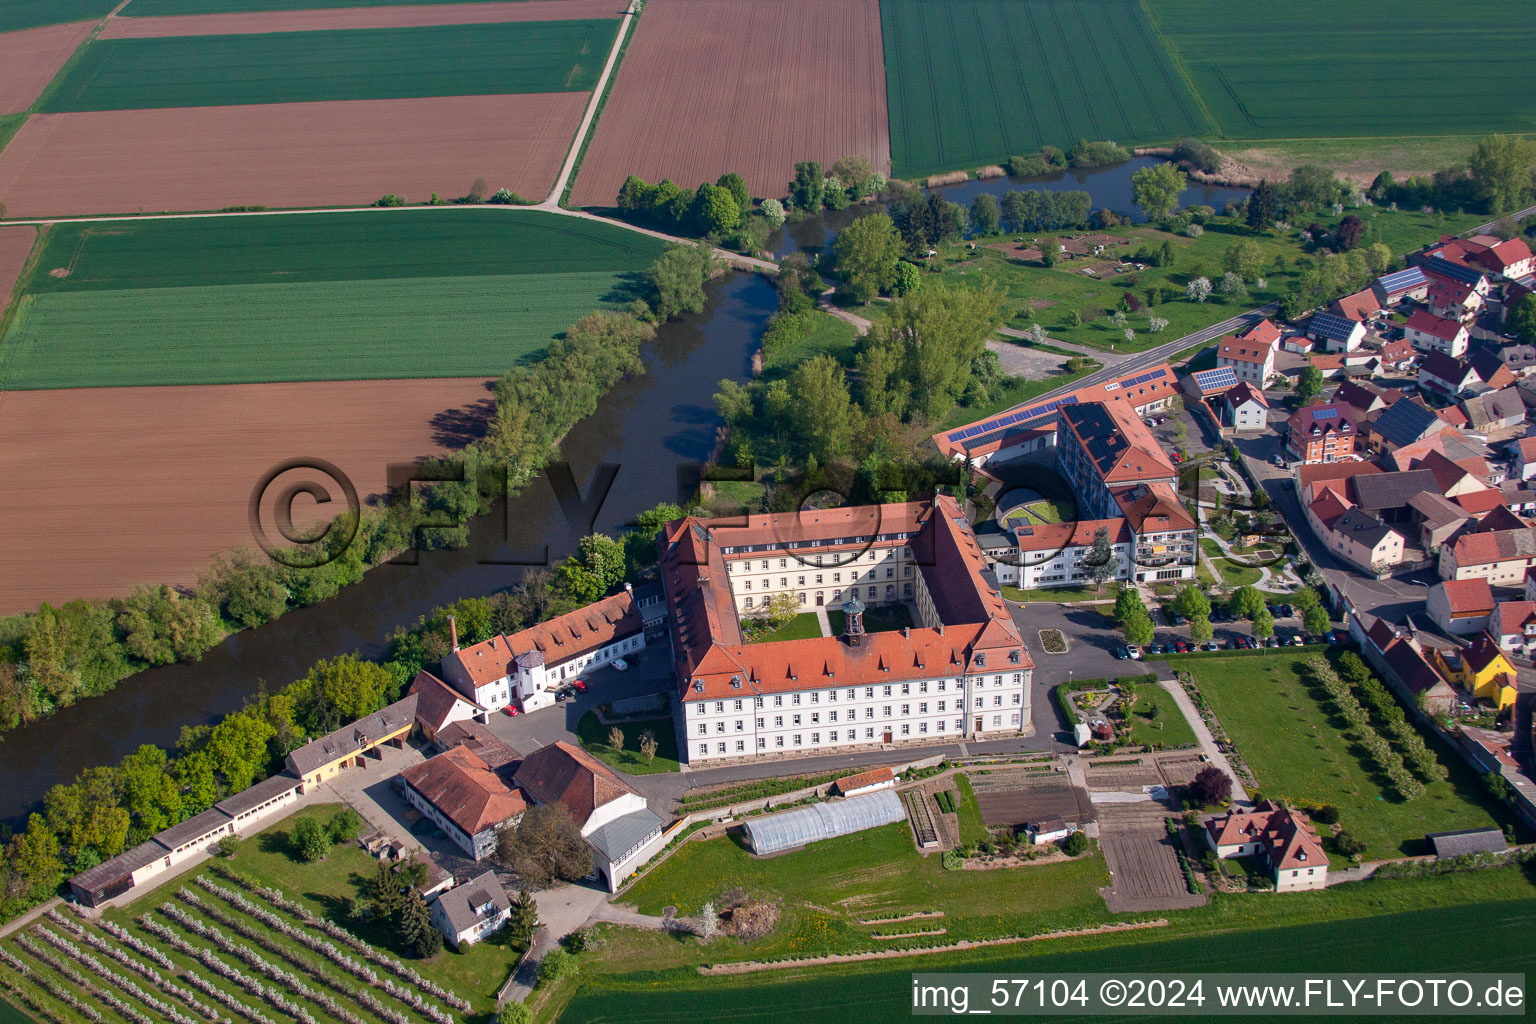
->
1438 632 1519 710
285 695 418 792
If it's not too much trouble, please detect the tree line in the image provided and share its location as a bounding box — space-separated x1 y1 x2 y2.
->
0 245 711 737
0 496 685 926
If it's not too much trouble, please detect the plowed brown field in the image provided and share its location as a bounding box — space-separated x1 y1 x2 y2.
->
0 377 496 612
0 93 585 216
570 0 889 207
0 225 35 311
98 0 624 38
0 21 95 113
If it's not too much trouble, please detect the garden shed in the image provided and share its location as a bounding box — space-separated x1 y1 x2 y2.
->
742 790 905 855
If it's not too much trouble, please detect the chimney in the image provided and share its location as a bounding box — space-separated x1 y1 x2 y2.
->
624 581 633 596
449 615 459 652
902 626 910 639
937 622 945 636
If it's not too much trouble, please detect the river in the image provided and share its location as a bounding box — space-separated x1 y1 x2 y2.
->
0 272 775 823
772 156 1251 258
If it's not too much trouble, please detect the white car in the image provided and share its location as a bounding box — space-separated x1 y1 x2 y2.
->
612 658 629 672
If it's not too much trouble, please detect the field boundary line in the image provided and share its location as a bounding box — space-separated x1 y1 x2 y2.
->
1136 0 1218 135
697 918 1170 974
544 0 637 207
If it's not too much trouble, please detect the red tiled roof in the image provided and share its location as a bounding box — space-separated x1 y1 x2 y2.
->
1204 803 1327 872
1219 380 1268 410
1437 578 1494 616
1471 238 1533 274
513 741 635 828
410 670 484 731
1308 488 1354 529
1450 527 1536 567
1298 461 1381 488
1239 318 1282 346
1517 437 1536 464
1015 517 1131 552
1453 489 1513 516
445 590 644 687
1216 336 1275 364
400 746 526 837
1407 309 1466 342
1428 274 1479 310
1495 600 1536 639
1113 481 1196 532
1332 289 1381 321
832 766 894 794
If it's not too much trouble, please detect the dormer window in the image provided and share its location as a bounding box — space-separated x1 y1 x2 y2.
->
693 680 703 693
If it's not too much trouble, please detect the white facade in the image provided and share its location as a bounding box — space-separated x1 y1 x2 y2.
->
1406 320 1470 357
445 630 646 714
1216 350 1274 383
726 541 916 612
1275 861 1328 892
399 784 510 861
682 671 1028 765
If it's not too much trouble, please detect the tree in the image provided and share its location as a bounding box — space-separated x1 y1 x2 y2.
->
1285 165 1341 212
639 729 658 765
833 212 903 302
1084 526 1119 592
892 260 921 296
1251 607 1275 639
1172 584 1211 622
556 533 626 603
1468 135 1536 212
199 548 288 629
1333 830 1366 857
759 198 785 228
1113 584 1146 623
1246 179 1279 230
1186 277 1212 303
789 161 823 211
1335 214 1364 251
1294 364 1325 406
892 192 967 251
1506 292 1536 346
1122 609 1154 647
697 901 718 941
115 586 223 666
537 948 579 984
1223 240 1264 281
1189 615 1213 643
831 155 877 198
328 807 362 843
497 805 593 887
293 816 332 862
646 243 715 321
507 888 539 948
1062 830 1089 856
499 1003 532 1024
1303 603 1331 636
1189 765 1232 805
861 279 1004 421
398 891 442 958
607 725 624 750
715 172 749 213
294 654 391 735
1228 585 1265 620
969 193 1000 235
787 355 854 461
690 183 739 235
1219 271 1246 298
1130 161 1187 221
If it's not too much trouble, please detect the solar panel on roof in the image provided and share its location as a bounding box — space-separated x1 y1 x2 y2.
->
1312 408 1338 420
1377 267 1426 290
1193 367 1237 391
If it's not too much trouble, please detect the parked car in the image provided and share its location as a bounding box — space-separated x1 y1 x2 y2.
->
1115 645 1130 660
502 705 520 717
572 679 588 692
1324 631 1340 644
612 658 629 672
1265 635 1281 648
554 690 568 702
1126 645 1143 660
1173 639 1190 654
1168 612 1187 626
1203 641 1220 652
1148 642 1167 655
1286 634 1305 646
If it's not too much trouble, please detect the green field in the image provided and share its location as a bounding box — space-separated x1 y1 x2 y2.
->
1148 0 1536 141
0 0 114 32
562 887 1536 1023
39 19 616 112
0 210 666 388
125 0 516 13
1123 682 1197 748
880 0 1208 178
1186 655 1512 858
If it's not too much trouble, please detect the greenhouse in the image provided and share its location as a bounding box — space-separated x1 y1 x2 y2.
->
742 789 906 855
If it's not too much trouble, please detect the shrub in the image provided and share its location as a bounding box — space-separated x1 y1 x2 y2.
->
1311 803 1341 824
940 850 963 870
1063 830 1089 856
499 1003 532 1024
536 949 579 985
373 194 407 207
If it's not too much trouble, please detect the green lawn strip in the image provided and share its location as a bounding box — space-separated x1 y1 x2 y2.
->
1002 584 1114 604
26 210 665 293
577 711 681 775
826 605 912 635
1 936 127 1024
747 613 824 644
1185 655 1512 859
566 874 1536 1022
879 0 1208 178
1122 683 1196 749
0 0 114 33
1148 0 1536 141
39 20 618 112
0 270 630 388
760 311 860 377
620 822 1112 958
952 775 988 845
946 207 1485 354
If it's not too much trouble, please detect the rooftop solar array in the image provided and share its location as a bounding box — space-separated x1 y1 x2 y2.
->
944 366 1169 451
947 395 1081 444
1309 312 1359 341
1376 266 1427 291
1103 367 1168 392
1192 366 1237 392
1423 256 1484 287
1312 408 1339 420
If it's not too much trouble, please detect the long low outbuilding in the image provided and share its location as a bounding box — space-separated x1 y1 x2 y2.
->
742 790 906 856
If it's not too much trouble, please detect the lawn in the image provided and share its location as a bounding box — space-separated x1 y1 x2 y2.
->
746 613 824 644
760 311 859 377
1001 583 1115 604
621 821 1112 955
39 19 617 111
1200 538 1263 589
1122 682 1196 749
0 0 114 32
1002 497 1074 526
1185 655 1514 858
1147 0 1536 142
0 210 665 388
952 774 988 844
825 603 911 636
576 711 681 775
879 0 1208 177
564 874 1536 1023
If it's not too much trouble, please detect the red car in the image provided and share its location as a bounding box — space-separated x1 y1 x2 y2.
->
502 705 520 717
572 680 587 692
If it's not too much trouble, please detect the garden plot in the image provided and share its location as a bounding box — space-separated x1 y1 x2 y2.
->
967 768 1092 828
1096 803 1205 912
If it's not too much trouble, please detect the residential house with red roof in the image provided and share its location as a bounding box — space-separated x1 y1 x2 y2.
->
1374 337 1417 372
1427 274 1487 323
1432 632 1518 710
399 745 527 860
1405 310 1470 357
409 670 486 740
1426 579 1496 635
1214 333 1277 384
1240 318 1283 347
1210 380 1269 432
1493 600 1536 655
1330 288 1382 322
1362 618 1457 716
1285 401 1357 463
1514 438 1536 482
1439 524 1536 584
1204 801 1329 891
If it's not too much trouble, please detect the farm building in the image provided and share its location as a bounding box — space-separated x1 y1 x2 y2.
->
742 790 906 855
1373 266 1429 306
1307 312 1366 353
1425 828 1508 859
831 766 897 797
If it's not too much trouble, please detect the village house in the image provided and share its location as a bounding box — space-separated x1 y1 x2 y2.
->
1432 632 1518 710
1285 402 1357 463
1439 525 1536 584
1426 578 1496 635
1514 438 1536 482
398 745 527 861
1214 333 1277 383
1204 801 1329 891
428 872 511 950
1407 492 1472 552
1330 288 1382 323
1369 397 1452 453
1493 600 1536 655
1308 311 1367 353
1459 387 1526 436
1361 618 1458 717
1305 489 1406 574
1405 310 1470 357
1372 266 1429 307
1419 351 1482 398
1428 234 1536 283
1210 381 1269 432
831 766 897 797
1374 337 1418 372
1427 274 1487 323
